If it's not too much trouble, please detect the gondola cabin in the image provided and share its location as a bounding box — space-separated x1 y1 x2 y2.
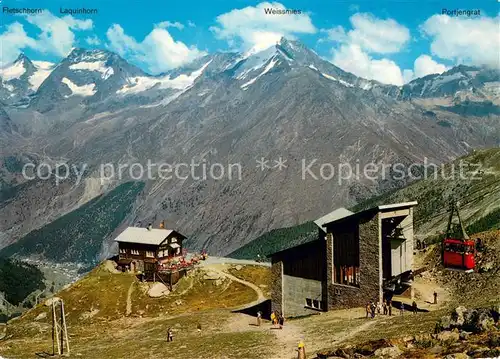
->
443 238 475 270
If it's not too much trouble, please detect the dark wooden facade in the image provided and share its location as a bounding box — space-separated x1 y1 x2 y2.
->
117 230 186 273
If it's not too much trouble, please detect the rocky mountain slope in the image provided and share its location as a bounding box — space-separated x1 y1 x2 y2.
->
0 38 499 264
230 148 500 260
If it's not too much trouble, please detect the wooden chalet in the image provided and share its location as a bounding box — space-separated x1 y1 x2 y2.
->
114 224 186 274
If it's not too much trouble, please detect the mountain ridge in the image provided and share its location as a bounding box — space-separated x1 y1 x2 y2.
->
0 38 498 264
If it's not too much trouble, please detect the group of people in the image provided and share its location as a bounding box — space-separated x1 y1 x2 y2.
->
269 310 285 329
366 298 420 318
365 299 392 318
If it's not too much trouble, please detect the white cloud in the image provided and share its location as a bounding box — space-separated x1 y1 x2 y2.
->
156 21 185 30
85 35 101 46
324 13 410 85
325 13 410 54
348 13 410 54
106 24 205 73
0 22 36 66
187 20 196 28
414 54 448 77
402 55 449 83
25 12 93 57
0 12 92 66
421 14 500 67
332 44 405 85
211 2 316 51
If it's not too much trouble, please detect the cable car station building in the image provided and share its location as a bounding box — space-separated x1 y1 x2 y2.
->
269 201 417 317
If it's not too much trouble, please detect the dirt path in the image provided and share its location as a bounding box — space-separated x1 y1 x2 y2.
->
126 282 134 316
207 267 266 309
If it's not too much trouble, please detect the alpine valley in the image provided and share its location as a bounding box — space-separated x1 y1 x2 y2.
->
0 38 499 268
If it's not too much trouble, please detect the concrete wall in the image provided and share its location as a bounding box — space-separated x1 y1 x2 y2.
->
270 259 283 315
282 275 323 317
326 212 382 309
401 208 414 272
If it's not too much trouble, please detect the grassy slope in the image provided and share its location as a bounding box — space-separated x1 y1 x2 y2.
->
0 181 145 264
228 148 500 260
352 148 500 236
228 221 317 261
1 263 271 359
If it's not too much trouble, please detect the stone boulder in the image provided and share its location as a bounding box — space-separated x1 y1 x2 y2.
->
148 283 170 298
44 297 61 306
34 312 47 321
373 346 402 358
437 306 498 333
437 330 460 342
203 270 223 280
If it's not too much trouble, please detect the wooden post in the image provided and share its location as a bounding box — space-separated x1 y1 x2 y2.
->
61 300 70 355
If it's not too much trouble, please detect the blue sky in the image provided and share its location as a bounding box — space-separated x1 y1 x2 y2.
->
1 0 499 84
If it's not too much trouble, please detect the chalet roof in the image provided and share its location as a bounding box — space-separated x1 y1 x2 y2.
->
114 227 175 246
314 208 354 232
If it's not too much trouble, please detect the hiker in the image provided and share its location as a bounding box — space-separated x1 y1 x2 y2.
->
416 239 421 250
167 327 173 342
297 341 306 359
422 239 427 250
256 311 262 326
388 299 392 316
370 301 376 319
383 301 388 315
399 302 405 316
376 301 382 315
365 302 371 318
412 301 418 314
433 291 438 305
270 311 276 326
278 314 285 329
197 323 202 332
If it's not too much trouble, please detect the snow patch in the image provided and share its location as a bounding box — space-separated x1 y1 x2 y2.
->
429 72 465 91
29 61 55 90
62 77 96 97
308 64 318 71
0 61 26 81
69 61 115 80
117 60 212 95
241 58 278 89
2 82 14 92
321 73 354 87
234 46 279 80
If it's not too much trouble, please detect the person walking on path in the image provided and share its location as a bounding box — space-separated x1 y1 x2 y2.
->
412 301 418 314
256 311 262 326
388 299 393 316
365 302 371 318
270 311 276 327
167 327 174 342
399 302 405 316
297 341 306 359
383 300 388 315
433 291 438 305
278 314 285 329
370 301 376 319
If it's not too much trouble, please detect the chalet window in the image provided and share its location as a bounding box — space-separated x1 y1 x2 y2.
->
171 237 177 243
119 248 127 254
332 228 360 288
334 265 360 287
146 251 155 258
305 298 323 310
131 249 140 255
